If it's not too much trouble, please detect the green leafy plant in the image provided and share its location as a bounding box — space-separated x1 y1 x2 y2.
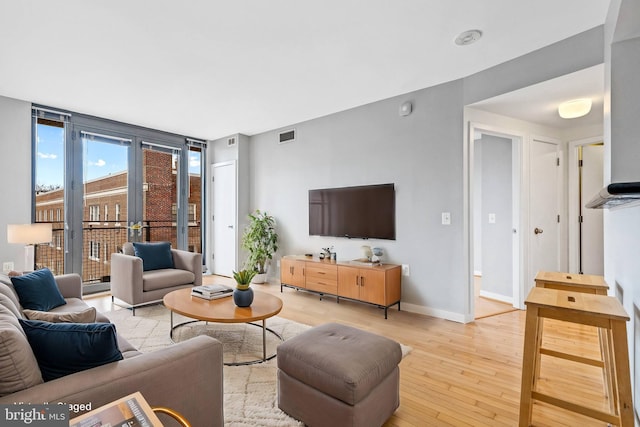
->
241 210 279 275
233 269 257 290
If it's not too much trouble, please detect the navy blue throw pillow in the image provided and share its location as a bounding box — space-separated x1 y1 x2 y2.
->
18 319 123 381
132 241 174 271
11 268 66 311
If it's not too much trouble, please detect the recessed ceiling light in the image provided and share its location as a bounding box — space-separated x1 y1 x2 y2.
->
455 29 483 46
558 98 592 119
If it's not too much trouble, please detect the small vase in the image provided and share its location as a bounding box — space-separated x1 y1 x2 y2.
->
233 287 254 307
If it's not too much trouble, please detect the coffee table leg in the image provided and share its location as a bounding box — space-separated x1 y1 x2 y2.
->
170 310 174 340
262 319 266 361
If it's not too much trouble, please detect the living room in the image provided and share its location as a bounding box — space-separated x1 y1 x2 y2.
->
1 1 639 426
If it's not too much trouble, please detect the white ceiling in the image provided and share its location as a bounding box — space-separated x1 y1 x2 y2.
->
469 64 605 130
0 1 610 140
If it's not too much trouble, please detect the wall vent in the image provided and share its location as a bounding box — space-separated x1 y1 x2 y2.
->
227 137 236 147
278 129 296 144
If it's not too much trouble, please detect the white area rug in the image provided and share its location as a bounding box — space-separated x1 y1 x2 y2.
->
105 305 411 427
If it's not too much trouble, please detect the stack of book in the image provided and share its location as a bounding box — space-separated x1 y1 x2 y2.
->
191 284 233 300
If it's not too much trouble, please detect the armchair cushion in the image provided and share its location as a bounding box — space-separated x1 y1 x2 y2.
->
11 269 66 312
132 242 174 271
142 269 196 292
19 319 123 381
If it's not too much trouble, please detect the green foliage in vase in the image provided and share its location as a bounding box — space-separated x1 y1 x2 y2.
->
241 210 279 274
233 269 257 290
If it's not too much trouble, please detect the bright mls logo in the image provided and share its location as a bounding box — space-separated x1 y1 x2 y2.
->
1 405 67 426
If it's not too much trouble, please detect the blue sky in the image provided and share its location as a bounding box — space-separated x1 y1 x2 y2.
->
36 124 201 189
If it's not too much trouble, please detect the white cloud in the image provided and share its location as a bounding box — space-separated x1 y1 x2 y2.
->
89 159 106 167
37 152 57 159
189 155 200 168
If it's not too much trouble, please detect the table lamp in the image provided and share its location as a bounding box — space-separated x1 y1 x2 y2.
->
7 223 53 272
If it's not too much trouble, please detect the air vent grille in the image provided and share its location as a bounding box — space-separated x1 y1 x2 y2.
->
278 129 296 144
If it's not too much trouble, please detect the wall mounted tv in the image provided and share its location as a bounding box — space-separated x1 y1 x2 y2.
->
308 183 396 240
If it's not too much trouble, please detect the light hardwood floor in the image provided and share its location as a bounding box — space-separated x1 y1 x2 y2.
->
88 276 617 426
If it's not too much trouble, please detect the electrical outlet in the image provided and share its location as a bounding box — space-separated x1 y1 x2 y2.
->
402 264 410 277
2 262 14 273
488 213 496 224
441 212 451 225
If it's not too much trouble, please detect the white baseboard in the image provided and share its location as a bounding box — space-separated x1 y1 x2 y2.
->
401 302 472 324
479 290 513 305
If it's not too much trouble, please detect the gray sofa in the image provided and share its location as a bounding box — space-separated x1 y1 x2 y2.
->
0 273 222 427
111 242 202 315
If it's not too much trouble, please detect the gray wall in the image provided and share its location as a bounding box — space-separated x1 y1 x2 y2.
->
604 0 640 418
0 95 32 271
249 80 467 319
479 135 513 299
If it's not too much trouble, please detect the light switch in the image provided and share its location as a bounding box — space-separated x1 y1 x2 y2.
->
488 213 496 224
442 212 451 225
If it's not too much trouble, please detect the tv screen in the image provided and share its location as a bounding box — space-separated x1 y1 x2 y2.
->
308 183 396 240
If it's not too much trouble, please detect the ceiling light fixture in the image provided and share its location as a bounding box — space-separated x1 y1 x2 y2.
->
558 98 592 119
455 29 483 46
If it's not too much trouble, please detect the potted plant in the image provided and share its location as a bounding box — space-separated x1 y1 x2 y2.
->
232 269 257 307
241 210 278 283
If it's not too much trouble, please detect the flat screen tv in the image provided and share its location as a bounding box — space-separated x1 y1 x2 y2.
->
308 183 395 240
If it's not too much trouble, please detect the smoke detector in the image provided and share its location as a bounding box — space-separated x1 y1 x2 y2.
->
455 29 483 46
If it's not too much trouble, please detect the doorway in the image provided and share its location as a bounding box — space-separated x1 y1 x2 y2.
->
211 161 237 277
568 137 604 275
468 123 566 319
469 124 522 319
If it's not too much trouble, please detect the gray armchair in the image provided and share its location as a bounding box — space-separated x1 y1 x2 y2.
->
111 242 202 315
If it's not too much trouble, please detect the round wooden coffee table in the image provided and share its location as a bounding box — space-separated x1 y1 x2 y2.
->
163 288 283 365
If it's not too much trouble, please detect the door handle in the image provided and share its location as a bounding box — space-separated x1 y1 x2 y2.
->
534 227 544 235
227 225 234 229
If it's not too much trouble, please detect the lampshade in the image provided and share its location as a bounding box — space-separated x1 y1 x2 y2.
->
558 98 592 119
7 223 53 244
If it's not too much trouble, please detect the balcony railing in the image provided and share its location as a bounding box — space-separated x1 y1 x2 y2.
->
35 221 202 287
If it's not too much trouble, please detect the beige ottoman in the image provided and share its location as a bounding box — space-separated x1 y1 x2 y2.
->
277 322 402 427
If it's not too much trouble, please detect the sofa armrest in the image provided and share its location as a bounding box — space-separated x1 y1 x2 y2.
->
110 253 144 304
54 273 83 299
171 249 203 286
0 335 223 427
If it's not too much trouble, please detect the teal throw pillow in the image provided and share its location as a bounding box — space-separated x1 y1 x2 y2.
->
10 268 66 311
18 319 123 381
132 241 174 271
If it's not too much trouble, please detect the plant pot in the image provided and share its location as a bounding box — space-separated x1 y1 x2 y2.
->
233 287 254 307
251 272 268 284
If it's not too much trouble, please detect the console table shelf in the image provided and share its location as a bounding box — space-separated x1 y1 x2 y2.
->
280 255 401 319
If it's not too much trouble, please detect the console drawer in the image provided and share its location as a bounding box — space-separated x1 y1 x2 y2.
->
305 264 337 281
305 277 338 294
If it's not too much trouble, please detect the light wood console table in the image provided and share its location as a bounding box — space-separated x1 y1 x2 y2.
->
280 255 401 319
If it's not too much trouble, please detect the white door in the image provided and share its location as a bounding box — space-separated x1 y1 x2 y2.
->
212 161 237 277
580 144 604 275
529 139 561 285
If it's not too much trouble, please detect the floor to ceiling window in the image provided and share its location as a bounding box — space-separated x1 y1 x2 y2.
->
80 131 130 289
33 113 67 274
32 105 207 293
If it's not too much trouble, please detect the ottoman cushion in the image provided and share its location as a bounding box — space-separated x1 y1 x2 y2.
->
277 322 401 405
